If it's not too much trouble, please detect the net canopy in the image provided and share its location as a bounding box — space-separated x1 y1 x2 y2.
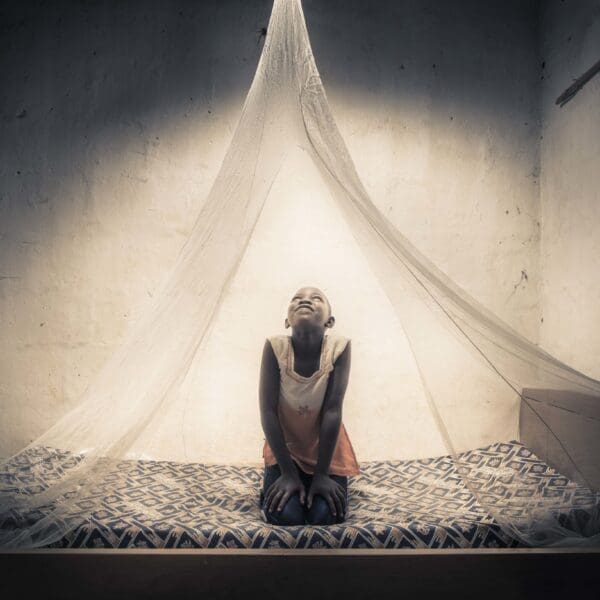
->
1 0 599 549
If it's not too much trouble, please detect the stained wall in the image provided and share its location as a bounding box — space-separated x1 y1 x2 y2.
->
1 0 547 458
539 0 600 380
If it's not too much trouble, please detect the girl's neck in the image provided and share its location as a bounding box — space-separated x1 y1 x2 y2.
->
290 327 325 357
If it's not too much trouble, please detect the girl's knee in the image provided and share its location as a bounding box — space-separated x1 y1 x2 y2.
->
306 496 338 525
263 494 305 526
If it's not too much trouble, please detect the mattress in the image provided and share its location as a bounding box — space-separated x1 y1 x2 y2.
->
1 440 598 548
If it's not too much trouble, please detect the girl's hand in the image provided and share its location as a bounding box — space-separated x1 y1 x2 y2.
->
307 473 346 517
264 473 306 513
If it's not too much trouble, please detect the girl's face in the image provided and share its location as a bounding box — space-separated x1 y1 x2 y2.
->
286 287 333 330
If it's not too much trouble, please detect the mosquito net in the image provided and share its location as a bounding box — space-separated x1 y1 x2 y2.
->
1 0 599 549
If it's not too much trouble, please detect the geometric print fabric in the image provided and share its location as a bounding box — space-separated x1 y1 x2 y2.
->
2 441 597 549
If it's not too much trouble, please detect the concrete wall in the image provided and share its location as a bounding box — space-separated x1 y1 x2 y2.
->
1 0 543 458
539 0 600 379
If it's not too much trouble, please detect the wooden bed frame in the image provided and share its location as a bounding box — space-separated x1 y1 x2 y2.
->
2 389 599 599
1 547 599 599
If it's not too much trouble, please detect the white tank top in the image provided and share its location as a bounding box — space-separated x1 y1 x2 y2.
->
262 333 360 476
271 333 349 412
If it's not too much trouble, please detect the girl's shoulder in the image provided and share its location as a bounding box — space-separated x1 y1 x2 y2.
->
265 334 288 359
326 333 351 366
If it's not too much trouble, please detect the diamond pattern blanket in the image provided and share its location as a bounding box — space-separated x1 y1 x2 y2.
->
1 440 598 548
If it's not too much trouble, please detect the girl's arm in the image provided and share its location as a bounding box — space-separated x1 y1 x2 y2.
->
259 339 298 478
314 340 351 477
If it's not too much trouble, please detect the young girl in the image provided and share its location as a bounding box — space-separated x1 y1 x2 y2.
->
259 286 360 526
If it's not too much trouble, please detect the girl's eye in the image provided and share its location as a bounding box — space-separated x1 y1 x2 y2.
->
291 295 321 301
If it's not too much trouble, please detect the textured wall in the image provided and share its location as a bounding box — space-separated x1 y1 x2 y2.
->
1 0 542 458
539 0 600 379
308 0 542 341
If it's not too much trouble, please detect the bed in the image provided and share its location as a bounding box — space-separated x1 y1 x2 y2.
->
2 440 598 549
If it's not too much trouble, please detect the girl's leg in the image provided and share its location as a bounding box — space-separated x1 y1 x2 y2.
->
306 474 348 525
260 463 305 526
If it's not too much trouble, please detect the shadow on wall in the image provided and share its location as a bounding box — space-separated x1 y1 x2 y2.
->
305 0 540 118
0 0 271 252
0 0 541 255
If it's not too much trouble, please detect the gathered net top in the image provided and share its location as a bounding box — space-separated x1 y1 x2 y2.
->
262 334 361 476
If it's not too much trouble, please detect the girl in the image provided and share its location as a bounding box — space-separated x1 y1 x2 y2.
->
259 286 360 526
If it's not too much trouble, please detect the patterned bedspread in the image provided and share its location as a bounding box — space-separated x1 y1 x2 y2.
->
1 440 598 548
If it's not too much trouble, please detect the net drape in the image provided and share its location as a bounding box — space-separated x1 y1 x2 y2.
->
1 0 599 548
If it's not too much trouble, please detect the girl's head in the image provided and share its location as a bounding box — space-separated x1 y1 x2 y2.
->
284 286 334 332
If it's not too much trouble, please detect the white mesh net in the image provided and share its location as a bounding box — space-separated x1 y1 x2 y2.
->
1 0 599 549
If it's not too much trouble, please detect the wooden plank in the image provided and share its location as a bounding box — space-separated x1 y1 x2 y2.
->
2 548 600 600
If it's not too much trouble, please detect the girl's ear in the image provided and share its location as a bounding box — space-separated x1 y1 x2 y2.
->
284 318 290 329
325 315 335 329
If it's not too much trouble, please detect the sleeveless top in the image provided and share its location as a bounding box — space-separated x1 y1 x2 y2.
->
262 333 361 477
